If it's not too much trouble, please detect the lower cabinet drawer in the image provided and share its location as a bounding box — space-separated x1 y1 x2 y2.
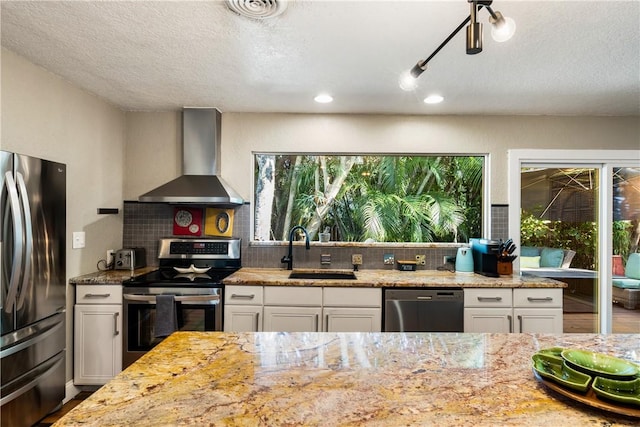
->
76 285 122 304
464 288 512 308
323 287 381 307
513 288 562 308
225 285 264 305
264 286 322 306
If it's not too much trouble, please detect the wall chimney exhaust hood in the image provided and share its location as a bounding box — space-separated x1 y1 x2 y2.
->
139 108 244 206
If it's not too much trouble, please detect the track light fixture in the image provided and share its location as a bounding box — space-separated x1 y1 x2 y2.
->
399 0 515 91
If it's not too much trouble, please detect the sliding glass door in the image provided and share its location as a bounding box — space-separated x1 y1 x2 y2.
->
520 166 600 333
611 167 640 333
509 150 640 334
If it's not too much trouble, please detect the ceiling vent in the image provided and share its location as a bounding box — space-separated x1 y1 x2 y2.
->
226 0 288 19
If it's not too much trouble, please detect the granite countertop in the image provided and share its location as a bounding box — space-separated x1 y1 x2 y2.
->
69 267 156 285
224 267 567 288
55 332 639 426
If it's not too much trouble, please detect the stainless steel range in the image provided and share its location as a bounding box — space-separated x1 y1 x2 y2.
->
122 237 240 368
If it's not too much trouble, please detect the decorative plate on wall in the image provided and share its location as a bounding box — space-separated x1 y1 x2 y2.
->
173 207 203 236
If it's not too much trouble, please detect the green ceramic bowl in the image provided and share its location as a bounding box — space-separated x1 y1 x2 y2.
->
532 353 592 392
592 377 640 406
537 347 564 358
561 349 639 379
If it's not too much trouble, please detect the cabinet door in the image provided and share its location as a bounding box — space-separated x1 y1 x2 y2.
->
464 308 513 333
324 307 381 332
74 304 122 385
263 306 322 332
224 305 263 332
514 308 563 333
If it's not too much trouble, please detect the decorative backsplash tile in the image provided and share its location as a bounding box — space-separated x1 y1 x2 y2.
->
123 202 508 269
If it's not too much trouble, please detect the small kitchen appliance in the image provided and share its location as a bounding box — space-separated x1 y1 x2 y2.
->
121 237 240 368
455 247 474 274
470 238 500 277
114 248 147 270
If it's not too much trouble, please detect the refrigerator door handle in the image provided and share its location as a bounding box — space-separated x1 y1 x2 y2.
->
15 172 33 310
2 171 24 314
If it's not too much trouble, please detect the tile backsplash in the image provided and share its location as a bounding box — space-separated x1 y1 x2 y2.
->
123 202 509 270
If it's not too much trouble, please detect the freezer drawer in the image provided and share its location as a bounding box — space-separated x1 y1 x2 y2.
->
0 350 65 427
1 312 65 389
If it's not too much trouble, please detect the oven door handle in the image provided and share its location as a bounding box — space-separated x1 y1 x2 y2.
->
123 294 220 303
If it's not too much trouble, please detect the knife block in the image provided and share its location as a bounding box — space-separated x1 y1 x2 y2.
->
497 261 513 276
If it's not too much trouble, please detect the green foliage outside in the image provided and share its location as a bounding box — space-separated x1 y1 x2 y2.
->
258 155 484 243
521 211 634 269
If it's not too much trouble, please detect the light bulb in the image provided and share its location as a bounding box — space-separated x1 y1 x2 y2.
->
399 70 418 91
314 94 333 103
491 14 516 42
424 95 444 104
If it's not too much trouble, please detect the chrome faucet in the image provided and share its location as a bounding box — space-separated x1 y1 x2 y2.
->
281 225 310 270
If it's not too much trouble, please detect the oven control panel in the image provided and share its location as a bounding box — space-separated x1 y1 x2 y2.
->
158 238 241 260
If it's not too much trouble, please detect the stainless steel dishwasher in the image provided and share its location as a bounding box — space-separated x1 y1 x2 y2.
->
383 288 464 332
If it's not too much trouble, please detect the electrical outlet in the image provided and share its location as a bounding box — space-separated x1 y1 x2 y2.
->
106 249 115 266
352 254 363 265
415 254 426 265
383 254 395 265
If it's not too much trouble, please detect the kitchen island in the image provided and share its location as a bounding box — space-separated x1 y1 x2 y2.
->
55 332 639 426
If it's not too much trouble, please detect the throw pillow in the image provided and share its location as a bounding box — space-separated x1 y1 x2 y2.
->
540 248 565 268
521 246 540 257
625 253 640 279
520 256 540 269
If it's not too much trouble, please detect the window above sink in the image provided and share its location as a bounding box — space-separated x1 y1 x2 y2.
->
253 154 486 244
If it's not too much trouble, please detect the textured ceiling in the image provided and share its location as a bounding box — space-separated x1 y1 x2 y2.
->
1 0 639 116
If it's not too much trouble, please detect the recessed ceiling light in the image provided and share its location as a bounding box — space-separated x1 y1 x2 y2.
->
314 94 333 104
424 94 444 104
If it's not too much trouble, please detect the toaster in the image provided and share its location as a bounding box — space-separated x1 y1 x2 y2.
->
114 248 147 270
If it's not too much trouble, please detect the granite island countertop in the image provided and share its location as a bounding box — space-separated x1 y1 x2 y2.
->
55 332 639 426
224 267 567 288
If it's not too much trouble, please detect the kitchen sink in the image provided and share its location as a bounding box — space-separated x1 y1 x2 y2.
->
288 270 357 280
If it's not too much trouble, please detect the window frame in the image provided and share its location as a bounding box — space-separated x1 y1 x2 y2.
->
251 152 491 246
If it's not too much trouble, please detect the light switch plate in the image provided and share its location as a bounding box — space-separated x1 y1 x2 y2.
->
72 231 85 249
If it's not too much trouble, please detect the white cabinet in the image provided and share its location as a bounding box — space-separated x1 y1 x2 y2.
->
263 286 323 332
323 288 381 332
464 288 563 333
226 285 382 333
224 286 263 332
513 288 563 333
464 289 513 333
74 285 122 385
263 306 323 332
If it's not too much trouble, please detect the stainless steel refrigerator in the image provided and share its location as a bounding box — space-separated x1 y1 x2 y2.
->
1 151 66 427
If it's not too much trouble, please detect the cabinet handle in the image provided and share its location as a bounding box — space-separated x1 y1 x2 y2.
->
114 312 119 336
255 312 260 331
508 315 513 333
231 294 255 300
85 293 111 298
315 314 319 331
517 315 523 333
477 296 502 302
527 297 553 302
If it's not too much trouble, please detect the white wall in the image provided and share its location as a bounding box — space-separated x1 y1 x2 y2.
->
1 48 126 383
124 112 640 204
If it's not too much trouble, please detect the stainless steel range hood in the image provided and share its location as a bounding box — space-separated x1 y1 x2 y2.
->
139 108 244 206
